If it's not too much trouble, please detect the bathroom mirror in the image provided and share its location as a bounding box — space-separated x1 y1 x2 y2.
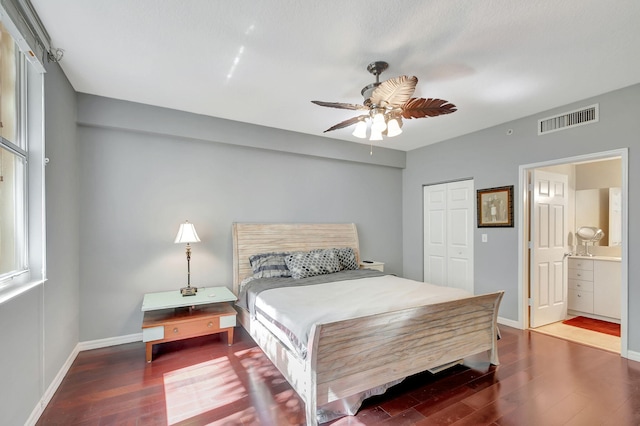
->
575 188 621 247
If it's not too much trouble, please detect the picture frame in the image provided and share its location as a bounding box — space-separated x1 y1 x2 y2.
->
477 185 514 228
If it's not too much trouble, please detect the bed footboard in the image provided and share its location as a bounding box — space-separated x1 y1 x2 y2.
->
304 291 503 425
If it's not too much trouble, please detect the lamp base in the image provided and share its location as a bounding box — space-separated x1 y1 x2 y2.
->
180 286 198 296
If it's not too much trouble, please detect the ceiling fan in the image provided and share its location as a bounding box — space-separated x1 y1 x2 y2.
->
312 61 457 141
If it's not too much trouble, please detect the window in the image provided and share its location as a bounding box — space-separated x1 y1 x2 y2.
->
0 21 28 283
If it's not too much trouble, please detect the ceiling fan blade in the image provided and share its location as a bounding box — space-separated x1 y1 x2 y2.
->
311 100 368 110
323 115 368 132
401 98 457 119
369 75 417 108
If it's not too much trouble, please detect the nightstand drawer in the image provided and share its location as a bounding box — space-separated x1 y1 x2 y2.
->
568 279 594 292
164 314 236 339
568 269 593 281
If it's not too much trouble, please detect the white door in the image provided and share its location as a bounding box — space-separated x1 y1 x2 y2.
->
424 180 474 293
530 170 568 328
424 184 447 286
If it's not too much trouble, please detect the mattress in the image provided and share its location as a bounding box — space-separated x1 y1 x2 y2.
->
244 271 472 359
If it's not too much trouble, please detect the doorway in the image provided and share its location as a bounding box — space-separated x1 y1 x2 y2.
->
518 149 628 357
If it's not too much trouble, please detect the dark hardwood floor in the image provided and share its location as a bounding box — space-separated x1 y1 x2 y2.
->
37 325 640 425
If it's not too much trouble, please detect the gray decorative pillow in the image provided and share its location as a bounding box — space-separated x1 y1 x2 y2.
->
285 249 341 279
239 276 256 293
335 247 359 270
249 252 291 278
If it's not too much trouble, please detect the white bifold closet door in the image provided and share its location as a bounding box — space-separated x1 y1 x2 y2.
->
423 180 474 294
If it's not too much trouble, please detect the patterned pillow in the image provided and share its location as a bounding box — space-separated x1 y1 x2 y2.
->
285 249 341 279
335 247 359 270
249 252 291 278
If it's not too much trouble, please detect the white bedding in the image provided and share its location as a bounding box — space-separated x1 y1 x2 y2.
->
253 274 472 359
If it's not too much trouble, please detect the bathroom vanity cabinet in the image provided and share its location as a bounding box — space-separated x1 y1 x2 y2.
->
568 257 621 321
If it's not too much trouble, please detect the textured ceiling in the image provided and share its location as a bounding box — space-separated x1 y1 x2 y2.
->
31 1 640 151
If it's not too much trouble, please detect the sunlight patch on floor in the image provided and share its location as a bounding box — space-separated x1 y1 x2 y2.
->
207 407 258 426
236 346 305 425
531 321 620 353
164 357 247 424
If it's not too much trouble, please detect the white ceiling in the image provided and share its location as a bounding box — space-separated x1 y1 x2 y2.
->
31 1 640 151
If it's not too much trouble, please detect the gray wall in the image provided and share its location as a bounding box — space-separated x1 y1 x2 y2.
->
77 95 404 341
0 63 79 423
403 83 639 350
0 287 43 425
43 62 80 383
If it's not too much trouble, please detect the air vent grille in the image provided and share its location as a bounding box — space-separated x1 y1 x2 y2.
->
538 104 599 135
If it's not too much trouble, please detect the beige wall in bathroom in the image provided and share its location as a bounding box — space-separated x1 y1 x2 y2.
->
576 158 622 189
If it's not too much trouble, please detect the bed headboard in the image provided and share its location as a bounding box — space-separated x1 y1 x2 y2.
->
232 223 360 295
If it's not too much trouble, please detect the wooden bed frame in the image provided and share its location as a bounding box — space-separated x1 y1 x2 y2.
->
232 223 503 425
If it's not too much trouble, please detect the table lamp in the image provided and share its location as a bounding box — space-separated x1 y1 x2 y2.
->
174 220 200 296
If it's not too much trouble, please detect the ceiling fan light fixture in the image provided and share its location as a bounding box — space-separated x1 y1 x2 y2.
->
371 112 387 133
369 128 383 141
311 60 457 146
352 120 368 138
386 118 402 137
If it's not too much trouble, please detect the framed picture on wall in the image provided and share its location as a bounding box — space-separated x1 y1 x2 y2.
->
477 186 514 227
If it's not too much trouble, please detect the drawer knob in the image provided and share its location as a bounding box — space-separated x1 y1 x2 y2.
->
577 294 582 298
173 327 179 333
207 322 213 328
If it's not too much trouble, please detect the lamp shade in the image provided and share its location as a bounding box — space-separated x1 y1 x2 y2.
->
371 112 387 133
386 118 403 137
352 120 368 139
174 221 201 244
369 128 383 141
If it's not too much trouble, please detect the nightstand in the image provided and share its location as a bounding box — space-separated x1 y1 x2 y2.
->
141 286 237 362
359 261 384 272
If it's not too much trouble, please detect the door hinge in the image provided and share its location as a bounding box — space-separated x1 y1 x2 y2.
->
528 298 533 306
528 241 533 249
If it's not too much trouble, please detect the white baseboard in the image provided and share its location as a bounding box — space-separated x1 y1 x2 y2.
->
627 349 640 362
498 316 522 329
26 333 143 426
25 343 80 426
77 333 142 351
